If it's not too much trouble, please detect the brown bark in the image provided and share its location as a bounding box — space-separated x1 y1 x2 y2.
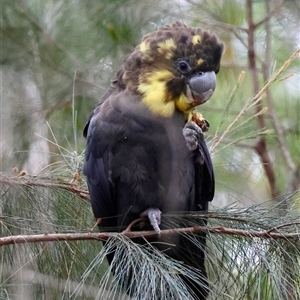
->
246 0 279 198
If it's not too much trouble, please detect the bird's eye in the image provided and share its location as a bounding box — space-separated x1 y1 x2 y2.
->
177 61 191 74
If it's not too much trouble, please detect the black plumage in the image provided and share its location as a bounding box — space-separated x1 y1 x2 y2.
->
83 22 223 299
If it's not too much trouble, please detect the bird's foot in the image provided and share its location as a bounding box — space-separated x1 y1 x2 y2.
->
183 121 204 151
140 208 162 235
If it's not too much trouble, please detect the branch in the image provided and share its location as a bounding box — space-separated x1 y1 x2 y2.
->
1 224 299 247
246 0 279 198
0 174 90 200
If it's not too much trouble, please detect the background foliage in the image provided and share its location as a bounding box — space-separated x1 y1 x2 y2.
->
0 0 299 299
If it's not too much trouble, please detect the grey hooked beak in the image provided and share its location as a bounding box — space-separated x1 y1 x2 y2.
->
187 71 216 106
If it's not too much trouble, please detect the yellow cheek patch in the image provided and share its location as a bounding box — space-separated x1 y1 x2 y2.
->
177 100 193 122
138 70 175 117
157 38 176 60
175 93 191 113
138 70 194 118
192 35 202 45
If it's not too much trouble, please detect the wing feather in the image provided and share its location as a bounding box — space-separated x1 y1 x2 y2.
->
194 136 215 210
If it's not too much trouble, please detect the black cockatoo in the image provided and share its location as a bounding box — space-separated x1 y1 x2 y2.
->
83 22 223 299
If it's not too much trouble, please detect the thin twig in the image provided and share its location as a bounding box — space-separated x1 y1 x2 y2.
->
122 218 146 233
212 45 300 152
253 5 279 29
0 175 90 200
266 222 300 234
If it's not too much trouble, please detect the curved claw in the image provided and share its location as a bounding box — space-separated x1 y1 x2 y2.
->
140 208 162 235
183 121 204 151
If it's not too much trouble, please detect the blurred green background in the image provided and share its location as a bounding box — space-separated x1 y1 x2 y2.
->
1 0 299 205
0 1 299 299
1 0 299 204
